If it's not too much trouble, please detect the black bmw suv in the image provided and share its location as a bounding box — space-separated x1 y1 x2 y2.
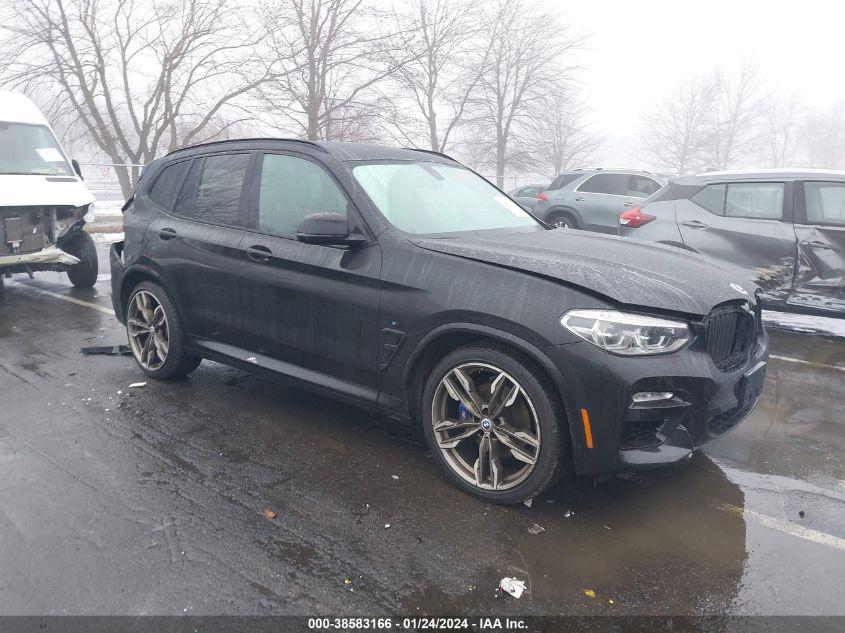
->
111 139 769 504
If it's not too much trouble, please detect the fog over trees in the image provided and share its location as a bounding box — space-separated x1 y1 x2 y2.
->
1 0 844 192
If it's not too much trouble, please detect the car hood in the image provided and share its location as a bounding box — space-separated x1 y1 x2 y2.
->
410 229 758 316
0 175 94 207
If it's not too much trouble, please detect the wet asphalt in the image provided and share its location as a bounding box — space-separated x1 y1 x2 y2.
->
0 245 844 617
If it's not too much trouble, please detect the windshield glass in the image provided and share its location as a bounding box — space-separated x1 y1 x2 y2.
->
352 161 540 235
0 122 73 176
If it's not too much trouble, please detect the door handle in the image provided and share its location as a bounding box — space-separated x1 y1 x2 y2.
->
623 202 637 208
801 240 832 250
574 197 584 202
681 220 709 229
246 245 272 262
158 227 177 240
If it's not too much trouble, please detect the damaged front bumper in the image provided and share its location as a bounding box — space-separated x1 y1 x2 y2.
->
1 204 89 272
0 245 79 267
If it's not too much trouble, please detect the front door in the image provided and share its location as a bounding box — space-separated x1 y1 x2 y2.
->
235 151 382 397
789 180 845 314
677 181 797 307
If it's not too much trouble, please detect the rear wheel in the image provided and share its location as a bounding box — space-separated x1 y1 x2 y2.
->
422 344 568 504
126 281 201 380
64 231 98 288
547 210 577 229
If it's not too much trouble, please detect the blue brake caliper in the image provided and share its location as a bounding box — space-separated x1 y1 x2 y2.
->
458 401 472 421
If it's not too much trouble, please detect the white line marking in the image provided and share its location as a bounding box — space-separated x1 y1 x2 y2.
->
747 510 845 552
18 284 115 316
769 354 845 372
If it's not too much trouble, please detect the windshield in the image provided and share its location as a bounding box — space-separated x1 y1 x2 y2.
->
352 161 540 235
0 122 73 176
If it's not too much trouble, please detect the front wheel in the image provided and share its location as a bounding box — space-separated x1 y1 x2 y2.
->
422 344 568 504
64 231 98 287
547 211 576 229
126 281 201 380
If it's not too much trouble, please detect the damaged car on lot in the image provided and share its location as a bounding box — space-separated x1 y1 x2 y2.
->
0 91 97 289
110 139 769 504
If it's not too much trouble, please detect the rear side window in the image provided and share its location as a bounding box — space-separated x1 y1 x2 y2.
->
147 160 191 210
257 154 347 238
547 173 582 190
627 175 662 198
175 153 249 225
804 181 845 225
691 182 784 219
517 186 541 197
578 173 628 195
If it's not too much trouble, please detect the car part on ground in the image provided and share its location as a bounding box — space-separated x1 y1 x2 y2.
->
111 139 768 503
533 168 666 234
618 170 845 318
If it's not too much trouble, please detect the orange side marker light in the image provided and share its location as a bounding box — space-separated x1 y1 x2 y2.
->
581 408 594 449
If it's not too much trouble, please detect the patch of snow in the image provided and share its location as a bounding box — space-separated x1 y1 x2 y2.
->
90 232 125 244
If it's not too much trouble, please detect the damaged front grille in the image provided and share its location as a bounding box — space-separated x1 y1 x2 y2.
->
704 304 756 371
1 206 80 256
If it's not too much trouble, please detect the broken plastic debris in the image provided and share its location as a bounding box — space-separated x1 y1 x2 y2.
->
384 523 391 529
564 510 574 518
80 344 132 356
523 498 533 508
602 525 612 531
263 508 277 519
584 589 596 598
527 523 545 534
391 475 399 480
498 577 526 599
129 382 147 388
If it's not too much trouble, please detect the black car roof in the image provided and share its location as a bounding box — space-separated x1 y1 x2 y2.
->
164 138 457 164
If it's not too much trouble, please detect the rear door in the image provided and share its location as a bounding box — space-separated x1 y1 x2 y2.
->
676 181 797 307
146 152 250 344
789 180 845 314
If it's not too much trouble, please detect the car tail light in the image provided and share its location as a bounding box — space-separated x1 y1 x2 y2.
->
537 192 548 201
619 208 656 228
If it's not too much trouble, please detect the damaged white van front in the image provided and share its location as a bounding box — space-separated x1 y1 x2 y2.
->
0 90 98 288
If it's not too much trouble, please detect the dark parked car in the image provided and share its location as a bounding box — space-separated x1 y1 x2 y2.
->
111 139 768 503
533 168 666 231
508 183 547 211
619 170 845 317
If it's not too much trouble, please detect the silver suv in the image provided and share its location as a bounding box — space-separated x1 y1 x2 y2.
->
533 169 666 233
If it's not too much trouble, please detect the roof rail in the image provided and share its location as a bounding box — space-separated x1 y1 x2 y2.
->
404 147 458 162
165 137 328 157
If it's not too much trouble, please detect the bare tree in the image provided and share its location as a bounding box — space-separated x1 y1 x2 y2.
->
469 0 583 188
804 101 845 170
640 74 717 176
260 0 412 142
764 91 803 167
1 0 272 197
383 0 488 152
705 60 765 170
524 86 600 177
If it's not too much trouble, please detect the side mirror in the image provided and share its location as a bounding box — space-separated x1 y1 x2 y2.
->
71 159 83 180
296 212 365 247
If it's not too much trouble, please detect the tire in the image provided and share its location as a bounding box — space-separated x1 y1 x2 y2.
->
64 231 99 288
421 343 568 504
547 210 577 229
125 280 201 380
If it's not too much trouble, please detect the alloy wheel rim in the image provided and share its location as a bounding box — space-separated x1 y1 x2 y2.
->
127 290 169 371
432 362 541 491
553 219 570 228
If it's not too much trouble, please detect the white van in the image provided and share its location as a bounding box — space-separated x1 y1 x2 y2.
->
0 90 97 288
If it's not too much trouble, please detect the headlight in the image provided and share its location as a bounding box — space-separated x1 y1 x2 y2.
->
560 309 691 355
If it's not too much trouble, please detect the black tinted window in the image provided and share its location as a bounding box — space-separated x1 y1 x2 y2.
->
579 173 627 195
147 160 190 210
804 182 845 225
692 184 726 214
627 176 661 198
258 154 347 238
547 173 582 190
174 153 249 225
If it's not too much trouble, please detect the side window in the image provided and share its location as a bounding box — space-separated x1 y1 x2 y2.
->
692 184 726 215
804 182 845 225
578 173 627 195
147 160 191 210
519 186 540 197
725 183 784 219
257 154 347 238
547 173 581 190
174 153 249 225
627 176 661 198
